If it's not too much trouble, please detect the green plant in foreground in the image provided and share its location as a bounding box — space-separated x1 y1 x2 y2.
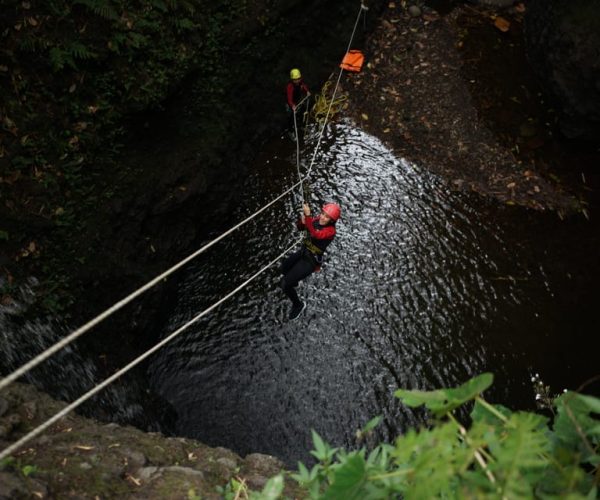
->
282 374 599 499
0 456 39 478
217 474 284 500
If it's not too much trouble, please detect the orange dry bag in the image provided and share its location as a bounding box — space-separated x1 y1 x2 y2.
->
340 50 365 72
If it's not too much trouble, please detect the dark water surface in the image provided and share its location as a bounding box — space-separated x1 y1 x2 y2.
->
148 122 599 465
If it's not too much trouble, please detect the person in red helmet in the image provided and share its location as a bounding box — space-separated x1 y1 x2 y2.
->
281 201 341 320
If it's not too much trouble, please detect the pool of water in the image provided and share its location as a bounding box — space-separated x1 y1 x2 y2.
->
148 121 599 465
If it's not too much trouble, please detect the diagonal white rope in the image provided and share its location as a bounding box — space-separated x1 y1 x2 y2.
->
292 2 366 205
0 1 368 395
0 238 301 461
0 0 368 462
0 180 303 393
306 3 368 178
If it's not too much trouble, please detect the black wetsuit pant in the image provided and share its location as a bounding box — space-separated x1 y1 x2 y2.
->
281 249 316 306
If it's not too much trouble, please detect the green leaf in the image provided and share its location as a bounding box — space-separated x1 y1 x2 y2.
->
471 399 512 424
362 416 382 434
21 465 37 477
255 474 284 500
0 457 16 468
73 0 119 20
150 0 168 11
576 394 600 413
311 430 327 461
394 422 466 497
489 412 549 498
323 453 366 500
395 373 494 416
310 430 337 463
554 392 600 463
291 462 314 486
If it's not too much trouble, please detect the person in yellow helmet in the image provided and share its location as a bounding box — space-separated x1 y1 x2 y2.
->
286 68 311 137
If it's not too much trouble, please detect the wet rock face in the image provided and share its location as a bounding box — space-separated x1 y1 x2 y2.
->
0 383 300 499
525 0 600 139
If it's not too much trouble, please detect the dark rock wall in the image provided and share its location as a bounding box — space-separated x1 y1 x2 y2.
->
525 0 600 140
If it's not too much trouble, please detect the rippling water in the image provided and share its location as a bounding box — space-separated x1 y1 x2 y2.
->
148 122 599 465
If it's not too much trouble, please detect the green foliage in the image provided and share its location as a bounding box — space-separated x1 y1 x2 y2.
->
283 375 599 500
73 0 119 20
395 372 494 416
49 42 97 71
21 464 38 477
0 0 251 311
216 474 284 500
0 457 39 478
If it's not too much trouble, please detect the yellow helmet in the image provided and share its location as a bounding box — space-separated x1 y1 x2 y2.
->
290 68 301 80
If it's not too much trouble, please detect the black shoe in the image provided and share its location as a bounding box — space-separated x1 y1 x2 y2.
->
289 301 306 321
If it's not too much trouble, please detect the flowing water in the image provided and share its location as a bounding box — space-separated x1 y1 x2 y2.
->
0 279 154 427
147 121 599 465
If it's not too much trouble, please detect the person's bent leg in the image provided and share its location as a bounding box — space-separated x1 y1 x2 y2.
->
281 249 302 276
281 256 314 308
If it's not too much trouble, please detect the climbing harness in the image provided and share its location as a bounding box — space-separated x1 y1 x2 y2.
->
302 237 324 256
0 1 369 461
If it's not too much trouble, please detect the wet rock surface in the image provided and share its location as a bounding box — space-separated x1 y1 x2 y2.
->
0 383 301 499
341 1 598 213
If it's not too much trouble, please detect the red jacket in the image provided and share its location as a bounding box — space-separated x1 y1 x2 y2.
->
286 80 310 108
298 216 335 256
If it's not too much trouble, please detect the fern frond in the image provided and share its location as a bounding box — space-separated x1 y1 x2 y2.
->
68 41 96 60
171 17 195 31
19 35 40 52
490 412 550 498
49 47 75 71
149 0 168 12
126 32 149 49
73 0 119 21
165 0 200 14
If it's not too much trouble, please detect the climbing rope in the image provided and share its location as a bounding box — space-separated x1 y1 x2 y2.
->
311 79 348 127
0 2 368 395
292 94 313 204
0 1 369 460
293 102 305 205
0 238 302 462
306 2 368 179
295 1 368 204
0 177 304 392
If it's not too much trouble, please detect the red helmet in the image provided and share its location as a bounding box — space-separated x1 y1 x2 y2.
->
322 203 341 221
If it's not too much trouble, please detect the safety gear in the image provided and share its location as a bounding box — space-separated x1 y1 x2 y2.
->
303 238 324 256
290 68 302 80
322 203 341 221
340 50 365 72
